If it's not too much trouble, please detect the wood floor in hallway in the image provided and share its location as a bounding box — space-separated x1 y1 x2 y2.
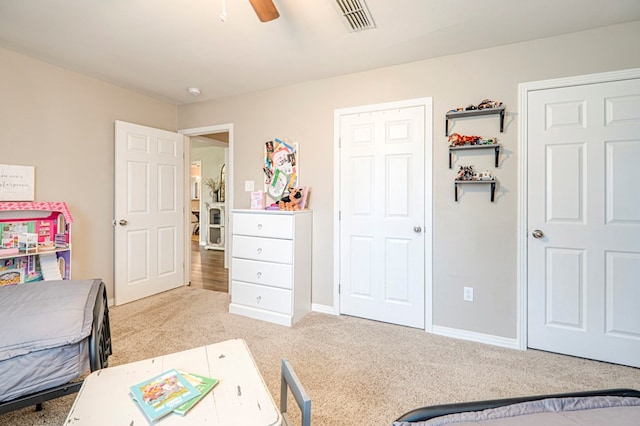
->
190 240 228 292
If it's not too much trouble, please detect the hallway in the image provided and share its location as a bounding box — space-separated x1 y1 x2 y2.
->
190 240 228 292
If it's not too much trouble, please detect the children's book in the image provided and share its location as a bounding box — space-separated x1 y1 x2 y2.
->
129 369 200 422
173 371 219 416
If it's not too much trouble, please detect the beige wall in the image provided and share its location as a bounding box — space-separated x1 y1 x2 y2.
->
0 47 177 298
178 21 640 339
2 20 639 340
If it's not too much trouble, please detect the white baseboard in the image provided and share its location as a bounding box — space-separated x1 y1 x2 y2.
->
306 307 518 351
113 294 517 351
312 303 338 315
229 303 294 326
432 325 521 350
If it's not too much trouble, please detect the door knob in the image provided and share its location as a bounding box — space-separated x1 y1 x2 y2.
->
119 219 128 226
413 226 422 233
532 229 544 239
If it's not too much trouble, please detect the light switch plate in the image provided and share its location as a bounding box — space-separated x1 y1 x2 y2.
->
244 180 255 192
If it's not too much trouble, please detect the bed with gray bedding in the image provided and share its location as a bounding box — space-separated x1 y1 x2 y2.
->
0 279 111 414
393 388 640 425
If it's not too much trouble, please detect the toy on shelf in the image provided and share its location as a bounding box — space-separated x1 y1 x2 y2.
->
445 101 506 136
455 165 495 182
454 166 497 202
448 99 503 113
478 99 503 110
477 170 495 181
456 165 475 181
448 133 497 147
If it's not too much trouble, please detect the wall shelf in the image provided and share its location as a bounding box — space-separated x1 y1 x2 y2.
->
454 180 497 202
446 106 505 136
449 143 501 168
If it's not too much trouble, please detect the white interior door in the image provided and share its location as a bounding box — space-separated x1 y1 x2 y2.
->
115 121 185 305
527 77 640 367
338 101 429 329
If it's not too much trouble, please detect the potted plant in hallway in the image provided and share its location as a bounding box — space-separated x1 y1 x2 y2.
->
204 177 220 202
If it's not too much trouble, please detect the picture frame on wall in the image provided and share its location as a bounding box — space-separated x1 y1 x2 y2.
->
0 164 35 201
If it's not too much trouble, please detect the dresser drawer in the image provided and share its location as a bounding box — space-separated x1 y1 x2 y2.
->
231 281 292 315
232 235 293 264
231 258 292 289
233 213 293 239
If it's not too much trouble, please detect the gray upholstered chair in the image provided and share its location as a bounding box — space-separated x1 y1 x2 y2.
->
280 358 311 426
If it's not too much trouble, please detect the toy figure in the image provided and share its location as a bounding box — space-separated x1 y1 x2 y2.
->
477 99 502 109
479 170 494 181
448 133 496 146
448 133 482 146
449 99 502 113
456 165 475 181
278 187 304 211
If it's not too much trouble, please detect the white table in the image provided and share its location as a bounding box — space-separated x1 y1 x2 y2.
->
65 339 282 425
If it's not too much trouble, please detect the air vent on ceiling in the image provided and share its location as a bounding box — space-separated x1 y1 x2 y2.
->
335 0 376 32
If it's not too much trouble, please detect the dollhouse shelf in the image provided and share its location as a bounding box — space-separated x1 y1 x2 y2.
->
445 106 505 136
449 144 501 168
454 180 497 202
0 247 70 261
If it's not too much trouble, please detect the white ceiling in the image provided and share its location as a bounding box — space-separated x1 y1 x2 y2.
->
1 0 639 105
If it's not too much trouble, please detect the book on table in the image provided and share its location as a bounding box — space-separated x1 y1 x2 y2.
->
173 371 219 416
129 369 201 422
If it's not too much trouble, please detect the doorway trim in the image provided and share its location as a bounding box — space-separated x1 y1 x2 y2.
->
517 67 640 350
179 123 234 287
332 97 433 331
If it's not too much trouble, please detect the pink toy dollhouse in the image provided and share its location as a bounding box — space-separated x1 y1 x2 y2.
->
0 201 73 284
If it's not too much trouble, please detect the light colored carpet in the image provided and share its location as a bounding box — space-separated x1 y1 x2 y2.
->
2 286 639 425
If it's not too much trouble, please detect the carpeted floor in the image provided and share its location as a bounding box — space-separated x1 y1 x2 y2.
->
2 286 639 425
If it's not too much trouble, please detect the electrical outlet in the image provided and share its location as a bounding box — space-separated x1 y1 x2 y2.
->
244 180 255 192
463 287 474 302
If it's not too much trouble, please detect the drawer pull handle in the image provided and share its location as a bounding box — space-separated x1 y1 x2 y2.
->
256 272 262 279
256 296 262 304
257 224 263 230
257 248 262 254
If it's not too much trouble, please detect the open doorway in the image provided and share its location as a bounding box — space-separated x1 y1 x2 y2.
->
180 124 233 293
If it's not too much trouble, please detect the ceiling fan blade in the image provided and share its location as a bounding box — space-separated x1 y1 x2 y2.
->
248 0 280 22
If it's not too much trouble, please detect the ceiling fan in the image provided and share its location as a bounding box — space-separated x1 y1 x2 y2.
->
248 0 280 22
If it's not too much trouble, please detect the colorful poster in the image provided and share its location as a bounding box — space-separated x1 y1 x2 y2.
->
263 138 298 201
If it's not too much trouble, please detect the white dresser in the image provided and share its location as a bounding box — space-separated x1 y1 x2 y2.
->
229 209 312 326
